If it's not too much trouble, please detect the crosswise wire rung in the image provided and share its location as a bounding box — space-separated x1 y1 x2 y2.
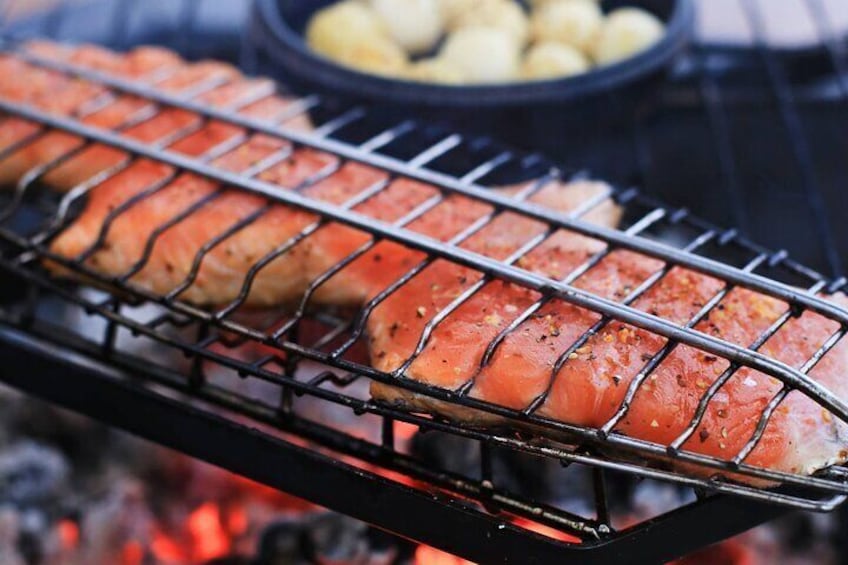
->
9 44 848 326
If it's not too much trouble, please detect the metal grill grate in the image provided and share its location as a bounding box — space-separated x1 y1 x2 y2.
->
0 0 847 562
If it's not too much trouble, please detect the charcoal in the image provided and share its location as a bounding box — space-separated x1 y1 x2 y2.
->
0 442 68 509
410 430 593 504
0 508 25 565
256 517 306 564
304 513 369 564
256 511 386 565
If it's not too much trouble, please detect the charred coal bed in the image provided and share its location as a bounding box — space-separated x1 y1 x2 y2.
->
0 381 420 565
0 370 839 565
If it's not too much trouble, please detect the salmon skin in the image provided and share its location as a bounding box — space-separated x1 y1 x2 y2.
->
2 42 848 485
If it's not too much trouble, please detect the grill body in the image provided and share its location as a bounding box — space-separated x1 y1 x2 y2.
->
0 1 847 563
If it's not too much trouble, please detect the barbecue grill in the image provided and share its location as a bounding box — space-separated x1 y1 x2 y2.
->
0 1 847 563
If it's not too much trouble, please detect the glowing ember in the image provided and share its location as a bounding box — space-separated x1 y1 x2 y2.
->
151 530 186 564
57 519 79 550
415 544 475 565
121 540 144 565
395 421 420 442
227 507 249 537
188 502 230 563
513 517 580 543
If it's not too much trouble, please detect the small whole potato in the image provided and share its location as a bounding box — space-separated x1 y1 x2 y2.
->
521 41 589 80
449 0 529 45
438 0 496 28
528 0 599 5
440 26 520 83
371 0 444 55
592 7 665 65
335 36 409 76
306 1 389 60
530 0 604 52
404 58 465 84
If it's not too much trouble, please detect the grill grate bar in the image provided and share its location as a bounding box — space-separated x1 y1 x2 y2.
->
804 0 848 100
738 0 844 277
9 45 848 326
699 72 749 231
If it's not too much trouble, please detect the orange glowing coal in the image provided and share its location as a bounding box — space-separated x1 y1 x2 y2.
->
57 519 80 550
121 540 144 565
513 517 580 543
413 516 583 565
188 502 231 563
415 544 475 565
151 529 186 564
150 502 246 564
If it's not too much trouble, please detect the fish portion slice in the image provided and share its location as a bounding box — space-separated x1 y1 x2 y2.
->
2 42 619 308
0 42 309 191
2 42 848 484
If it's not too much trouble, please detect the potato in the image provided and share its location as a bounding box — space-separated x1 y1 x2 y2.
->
371 0 444 55
335 36 409 76
404 58 465 84
440 26 520 83
306 1 390 60
521 41 589 80
529 0 604 52
528 0 600 4
449 0 529 45
438 0 494 28
592 7 665 65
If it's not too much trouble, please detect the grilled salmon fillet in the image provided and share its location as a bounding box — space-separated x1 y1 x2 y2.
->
2 42 848 483
0 42 620 307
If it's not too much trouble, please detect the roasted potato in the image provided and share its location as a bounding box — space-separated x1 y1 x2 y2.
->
371 0 444 55
592 7 664 65
440 26 520 83
521 41 590 80
530 0 604 52
448 0 529 44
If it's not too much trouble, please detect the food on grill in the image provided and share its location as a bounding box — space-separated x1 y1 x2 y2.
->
2 42 847 486
303 0 666 84
370 262 848 480
0 42 619 307
0 43 311 191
